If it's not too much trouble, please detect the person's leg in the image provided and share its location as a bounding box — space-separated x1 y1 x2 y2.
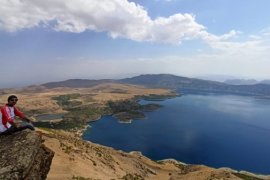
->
0 126 18 135
0 124 35 135
17 124 35 131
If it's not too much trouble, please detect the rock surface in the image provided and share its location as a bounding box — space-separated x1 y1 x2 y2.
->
0 130 54 180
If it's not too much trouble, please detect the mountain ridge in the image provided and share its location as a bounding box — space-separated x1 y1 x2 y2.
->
40 74 270 96
224 79 270 85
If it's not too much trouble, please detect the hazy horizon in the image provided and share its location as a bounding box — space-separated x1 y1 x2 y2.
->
1 0 270 88
1 73 270 89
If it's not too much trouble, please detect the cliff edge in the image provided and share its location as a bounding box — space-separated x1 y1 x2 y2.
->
0 130 54 180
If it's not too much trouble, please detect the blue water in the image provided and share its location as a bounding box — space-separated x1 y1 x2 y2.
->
82 94 270 174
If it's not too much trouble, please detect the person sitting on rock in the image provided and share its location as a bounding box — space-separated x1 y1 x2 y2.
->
0 95 35 135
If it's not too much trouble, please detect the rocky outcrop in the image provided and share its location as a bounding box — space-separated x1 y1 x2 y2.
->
0 130 54 180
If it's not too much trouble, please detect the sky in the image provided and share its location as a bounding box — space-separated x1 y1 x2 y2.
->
1 0 270 88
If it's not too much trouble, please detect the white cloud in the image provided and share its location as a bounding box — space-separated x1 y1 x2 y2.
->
0 0 228 44
162 31 270 79
199 30 241 44
2 1 270 87
249 35 261 40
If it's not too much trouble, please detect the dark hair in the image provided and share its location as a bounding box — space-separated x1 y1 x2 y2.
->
8 95 18 101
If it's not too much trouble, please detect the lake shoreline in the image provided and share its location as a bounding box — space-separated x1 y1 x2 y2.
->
84 95 268 174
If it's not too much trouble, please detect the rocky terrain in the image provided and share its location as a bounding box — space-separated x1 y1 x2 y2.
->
0 130 54 179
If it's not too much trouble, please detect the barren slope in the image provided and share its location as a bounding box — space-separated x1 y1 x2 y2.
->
41 129 268 180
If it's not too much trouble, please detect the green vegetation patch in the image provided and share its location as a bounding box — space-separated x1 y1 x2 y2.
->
107 100 161 122
141 104 162 112
114 111 145 122
35 104 110 130
139 93 177 101
107 100 141 113
72 175 92 180
80 94 95 103
35 93 111 130
23 108 49 116
64 104 110 123
110 89 128 94
36 93 164 130
34 120 85 130
52 93 82 109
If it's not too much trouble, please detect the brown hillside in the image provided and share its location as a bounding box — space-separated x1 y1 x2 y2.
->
41 129 269 180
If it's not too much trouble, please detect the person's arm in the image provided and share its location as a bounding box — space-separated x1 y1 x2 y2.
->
24 117 33 123
14 106 33 123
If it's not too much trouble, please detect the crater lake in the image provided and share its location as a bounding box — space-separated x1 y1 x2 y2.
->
82 93 270 174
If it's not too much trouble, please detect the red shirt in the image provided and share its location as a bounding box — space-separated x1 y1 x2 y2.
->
0 105 25 130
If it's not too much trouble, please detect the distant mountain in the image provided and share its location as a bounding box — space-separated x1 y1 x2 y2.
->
119 74 270 96
224 79 270 85
196 75 237 82
42 79 114 88
41 74 270 96
224 79 258 85
260 80 270 85
119 74 225 89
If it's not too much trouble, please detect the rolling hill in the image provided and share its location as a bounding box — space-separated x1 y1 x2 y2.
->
41 74 270 96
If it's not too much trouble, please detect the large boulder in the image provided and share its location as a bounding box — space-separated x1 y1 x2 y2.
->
0 129 54 180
